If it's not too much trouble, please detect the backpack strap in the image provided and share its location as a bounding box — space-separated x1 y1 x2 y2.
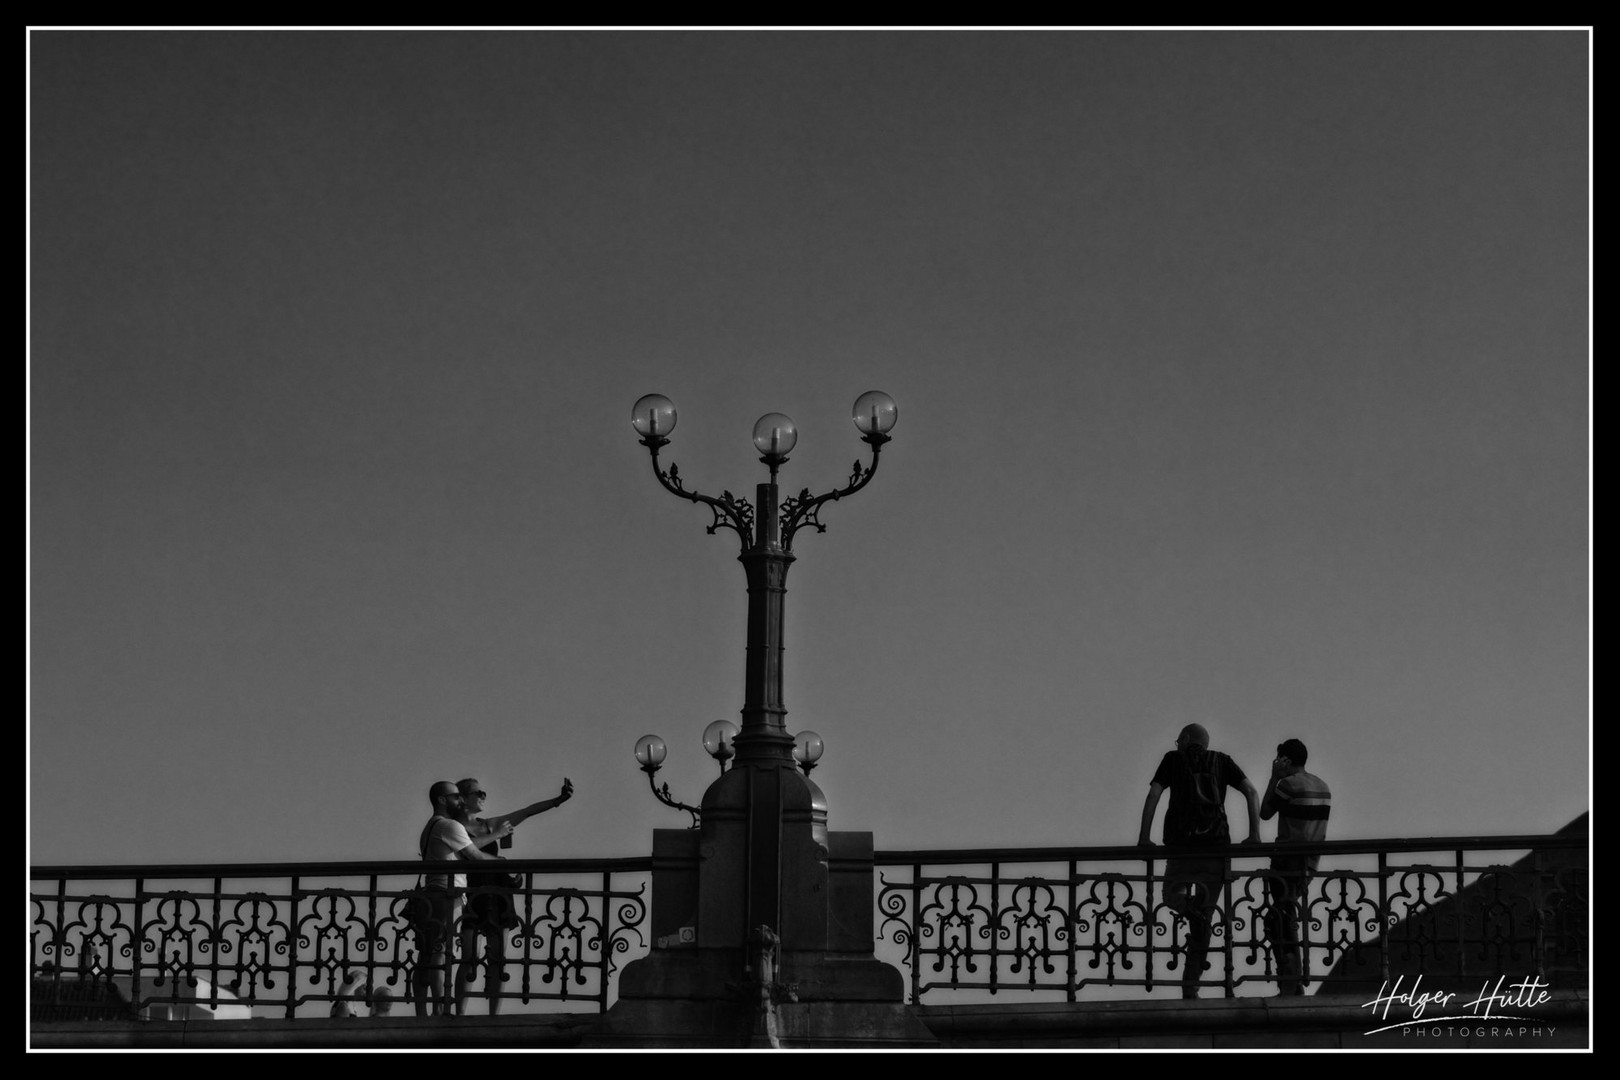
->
412 815 449 892
419 814 444 860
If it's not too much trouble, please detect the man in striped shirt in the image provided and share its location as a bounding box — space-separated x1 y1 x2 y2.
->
1259 738 1331 996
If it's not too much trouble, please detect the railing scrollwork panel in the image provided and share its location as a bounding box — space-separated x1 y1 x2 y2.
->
33 835 1585 1017
30 859 652 1019
874 835 1587 1004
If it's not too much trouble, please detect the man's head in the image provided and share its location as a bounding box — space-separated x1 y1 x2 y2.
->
429 780 462 814
457 778 487 819
1276 738 1309 769
1175 723 1210 753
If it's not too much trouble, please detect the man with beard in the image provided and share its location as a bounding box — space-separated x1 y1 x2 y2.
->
1138 723 1261 999
412 780 511 1017
452 776 574 1015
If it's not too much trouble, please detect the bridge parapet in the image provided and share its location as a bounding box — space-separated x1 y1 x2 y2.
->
32 831 1587 1025
872 832 1588 1003
29 857 654 1020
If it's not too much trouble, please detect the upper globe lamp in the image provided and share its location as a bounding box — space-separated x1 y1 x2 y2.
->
852 391 897 441
634 734 670 773
632 394 678 442
792 730 825 776
752 413 798 462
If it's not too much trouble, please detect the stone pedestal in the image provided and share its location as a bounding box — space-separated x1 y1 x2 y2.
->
597 769 934 1047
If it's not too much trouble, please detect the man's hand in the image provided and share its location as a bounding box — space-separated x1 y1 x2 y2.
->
1271 755 1291 780
489 820 514 840
559 777 574 803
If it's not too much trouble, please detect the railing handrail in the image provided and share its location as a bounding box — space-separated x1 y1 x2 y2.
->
29 856 656 880
875 832 1585 864
27 833 1585 880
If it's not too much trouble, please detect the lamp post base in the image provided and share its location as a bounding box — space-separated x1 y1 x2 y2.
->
602 827 931 1047
616 945 906 1003
604 941 930 1048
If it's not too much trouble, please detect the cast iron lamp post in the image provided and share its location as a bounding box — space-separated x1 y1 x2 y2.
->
630 391 895 770
628 391 896 942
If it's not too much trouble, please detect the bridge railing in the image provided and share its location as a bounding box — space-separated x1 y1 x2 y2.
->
33 834 1588 1019
29 858 653 1019
872 834 1587 1003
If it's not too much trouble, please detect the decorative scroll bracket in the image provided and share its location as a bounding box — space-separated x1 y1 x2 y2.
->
642 437 756 551
641 767 701 829
778 433 888 551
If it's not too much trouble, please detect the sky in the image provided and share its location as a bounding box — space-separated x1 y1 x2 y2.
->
28 30 1589 871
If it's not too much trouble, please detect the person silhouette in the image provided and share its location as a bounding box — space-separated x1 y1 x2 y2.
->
1138 723 1260 998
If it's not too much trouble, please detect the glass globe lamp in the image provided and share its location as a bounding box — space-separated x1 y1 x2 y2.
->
752 413 798 459
702 720 739 762
852 391 897 438
631 394 677 440
792 730 825 775
634 734 669 773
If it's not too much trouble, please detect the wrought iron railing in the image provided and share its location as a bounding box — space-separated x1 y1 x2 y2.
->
32 834 1588 1020
872 834 1587 1003
29 858 652 1020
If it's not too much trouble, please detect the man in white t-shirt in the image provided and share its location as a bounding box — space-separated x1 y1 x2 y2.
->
411 780 512 1016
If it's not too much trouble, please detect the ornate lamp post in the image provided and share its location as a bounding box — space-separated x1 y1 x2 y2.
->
628 391 897 949
631 391 893 770
608 392 920 1046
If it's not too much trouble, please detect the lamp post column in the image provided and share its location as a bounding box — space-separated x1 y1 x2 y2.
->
736 481 796 766
726 480 802 942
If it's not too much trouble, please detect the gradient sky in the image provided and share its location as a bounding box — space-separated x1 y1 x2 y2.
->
29 30 1589 870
